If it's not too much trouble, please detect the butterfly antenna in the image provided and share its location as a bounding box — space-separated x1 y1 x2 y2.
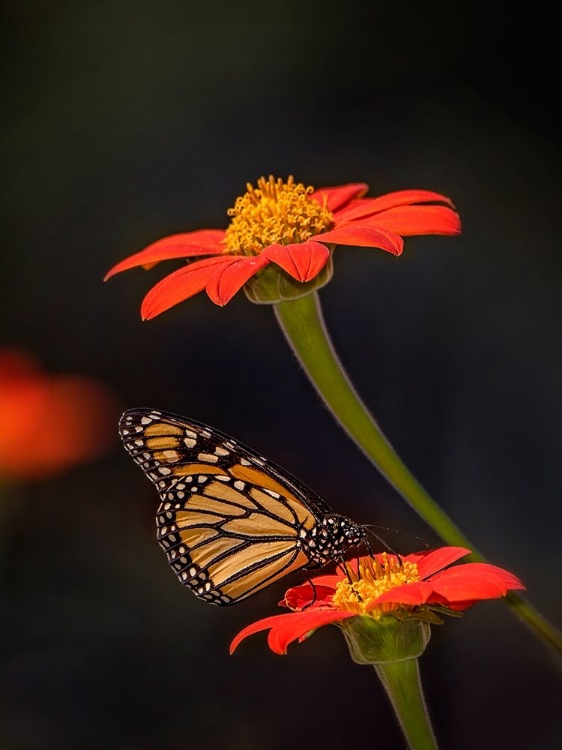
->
361 525 399 556
363 524 431 552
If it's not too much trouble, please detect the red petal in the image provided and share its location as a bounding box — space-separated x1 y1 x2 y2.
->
430 562 524 587
429 563 525 604
310 183 369 213
307 574 342 588
368 581 435 608
333 190 456 224
104 229 226 280
411 547 471 579
206 254 269 306
431 575 506 603
283 583 335 611
264 241 330 282
268 609 355 654
230 609 355 655
230 614 292 655
314 225 404 255
364 205 461 236
140 256 237 319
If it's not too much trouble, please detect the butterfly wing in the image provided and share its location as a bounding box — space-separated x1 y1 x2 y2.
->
119 408 332 605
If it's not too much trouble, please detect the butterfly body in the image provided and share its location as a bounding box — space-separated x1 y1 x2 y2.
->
119 408 365 605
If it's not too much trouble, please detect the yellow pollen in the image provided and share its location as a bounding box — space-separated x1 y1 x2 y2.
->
223 175 333 255
332 554 420 618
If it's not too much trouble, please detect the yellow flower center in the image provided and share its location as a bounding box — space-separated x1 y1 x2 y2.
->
223 175 333 256
332 554 420 619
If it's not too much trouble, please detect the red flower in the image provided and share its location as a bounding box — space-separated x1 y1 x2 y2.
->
230 547 524 655
0 349 120 480
105 176 461 318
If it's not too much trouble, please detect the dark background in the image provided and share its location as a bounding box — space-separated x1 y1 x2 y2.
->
2 2 561 749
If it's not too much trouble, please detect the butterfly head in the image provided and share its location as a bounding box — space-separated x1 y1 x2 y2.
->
330 514 367 547
304 513 367 566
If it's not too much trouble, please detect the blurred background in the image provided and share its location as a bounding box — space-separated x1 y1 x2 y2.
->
1 2 561 748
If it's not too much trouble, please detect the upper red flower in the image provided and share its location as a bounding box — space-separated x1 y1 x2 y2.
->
0 349 120 480
105 176 461 318
230 547 524 655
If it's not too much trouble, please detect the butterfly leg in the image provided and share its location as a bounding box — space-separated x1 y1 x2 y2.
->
353 544 362 576
301 568 318 609
336 558 353 581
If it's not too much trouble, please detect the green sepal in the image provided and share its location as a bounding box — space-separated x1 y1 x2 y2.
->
339 615 431 665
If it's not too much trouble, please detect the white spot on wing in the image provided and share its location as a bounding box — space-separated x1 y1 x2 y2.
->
198 453 218 463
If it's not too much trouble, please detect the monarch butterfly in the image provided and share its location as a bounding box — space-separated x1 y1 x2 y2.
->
119 408 367 605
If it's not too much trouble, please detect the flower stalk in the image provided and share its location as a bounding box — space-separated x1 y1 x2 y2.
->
374 658 438 750
273 291 562 656
341 618 437 749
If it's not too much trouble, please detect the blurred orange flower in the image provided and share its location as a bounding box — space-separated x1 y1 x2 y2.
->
0 349 120 480
105 176 461 317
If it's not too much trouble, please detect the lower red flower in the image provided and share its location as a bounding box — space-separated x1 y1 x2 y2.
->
230 547 524 655
0 349 120 480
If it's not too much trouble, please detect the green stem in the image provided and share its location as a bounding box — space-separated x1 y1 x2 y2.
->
274 292 562 656
375 659 438 750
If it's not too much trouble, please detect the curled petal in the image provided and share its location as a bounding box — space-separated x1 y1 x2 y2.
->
206 254 270 306
306 574 342 589
410 547 471 579
310 183 369 213
230 609 355 656
333 190 456 224
264 241 330 282
314 225 404 255
141 256 237 319
283 582 336 611
364 205 461 236
104 230 226 279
